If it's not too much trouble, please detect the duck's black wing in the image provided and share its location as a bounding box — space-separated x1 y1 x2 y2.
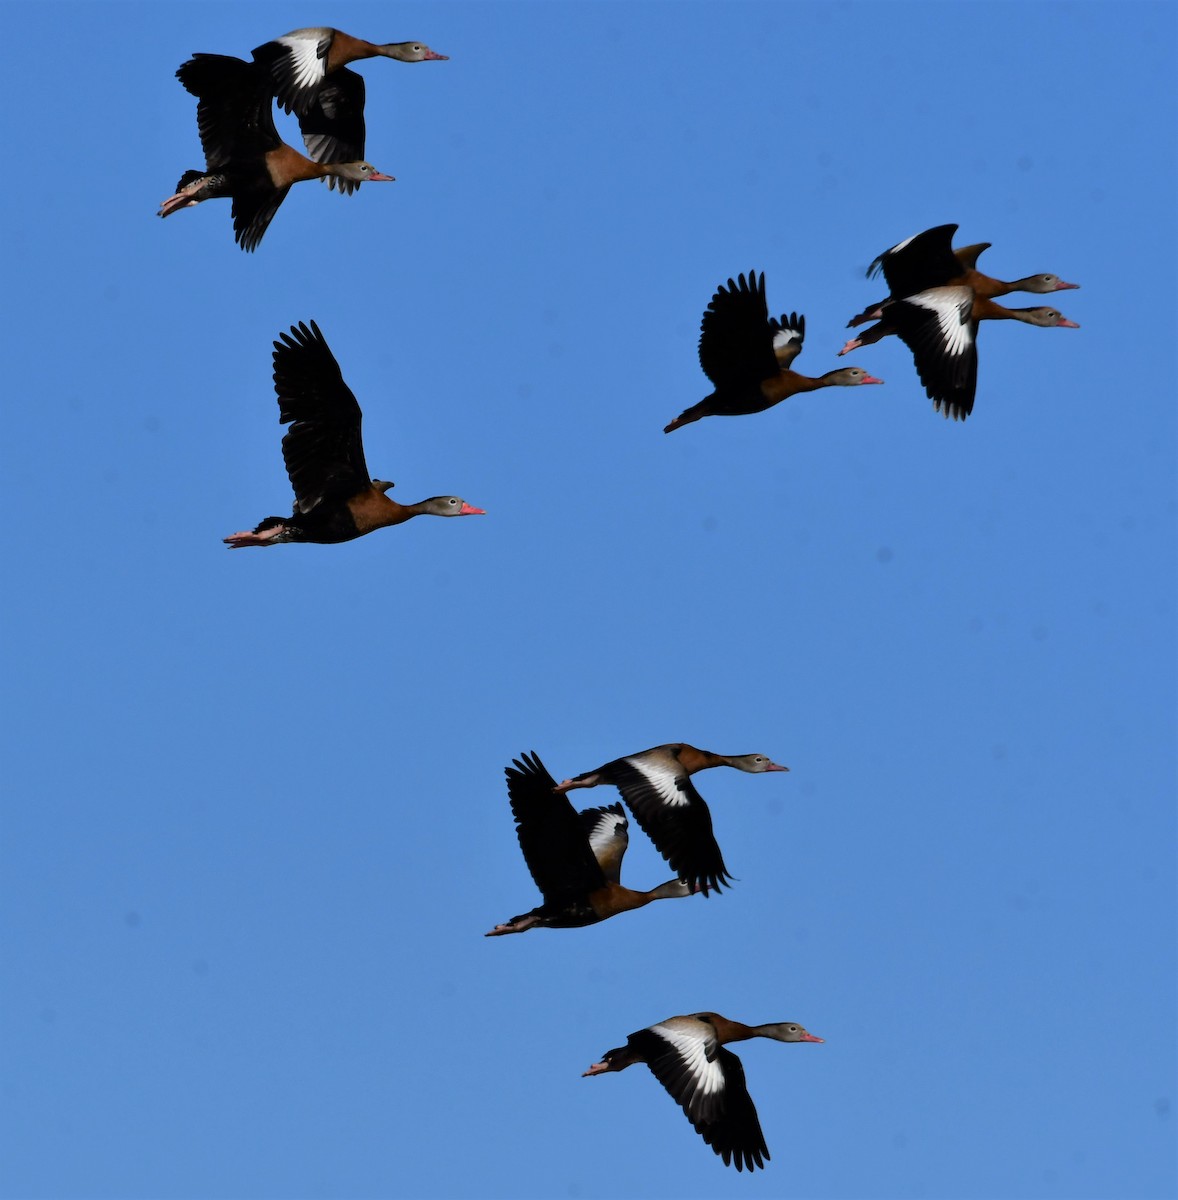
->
506 753 607 905
697 271 780 392
297 68 367 194
176 54 282 169
588 753 731 896
868 224 961 297
632 1020 769 1173
272 321 373 513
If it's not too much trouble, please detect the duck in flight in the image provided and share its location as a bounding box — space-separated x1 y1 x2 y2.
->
225 321 483 547
486 752 699 936
251 28 449 194
663 271 882 432
159 54 395 251
583 1012 824 1172
555 743 788 895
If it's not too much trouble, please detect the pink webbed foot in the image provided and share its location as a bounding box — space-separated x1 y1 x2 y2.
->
157 194 188 218
838 337 863 357
848 307 883 329
485 912 540 936
158 181 205 218
485 922 524 937
223 525 286 549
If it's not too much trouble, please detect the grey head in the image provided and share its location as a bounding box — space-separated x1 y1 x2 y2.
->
377 41 450 62
1015 307 1081 328
820 367 885 387
417 496 487 517
1014 273 1080 294
725 754 790 774
757 1021 825 1043
326 162 396 184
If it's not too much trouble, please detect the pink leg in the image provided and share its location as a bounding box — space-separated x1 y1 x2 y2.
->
223 525 286 549
553 775 593 793
484 914 539 937
158 179 206 218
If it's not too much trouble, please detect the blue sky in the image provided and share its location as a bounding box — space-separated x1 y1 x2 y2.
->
1 2 1175 1198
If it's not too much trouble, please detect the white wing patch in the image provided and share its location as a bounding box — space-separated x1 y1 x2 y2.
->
772 326 802 354
627 757 690 808
585 810 628 864
652 1019 724 1099
277 31 330 93
907 286 973 357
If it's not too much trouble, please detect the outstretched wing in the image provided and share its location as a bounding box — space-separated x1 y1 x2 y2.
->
176 54 281 169
867 224 961 298
272 321 373 513
298 68 367 193
698 272 780 390
232 185 291 253
890 286 979 420
591 753 730 895
634 1020 769 1173
506 753 607 905
252 27 333 115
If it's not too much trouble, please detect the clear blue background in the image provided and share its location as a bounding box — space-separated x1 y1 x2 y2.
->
1 3 1174 1198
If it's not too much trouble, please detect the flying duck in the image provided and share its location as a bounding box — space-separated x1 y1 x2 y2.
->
224 321 483 547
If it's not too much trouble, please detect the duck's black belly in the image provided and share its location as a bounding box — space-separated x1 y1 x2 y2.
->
291 505 363 544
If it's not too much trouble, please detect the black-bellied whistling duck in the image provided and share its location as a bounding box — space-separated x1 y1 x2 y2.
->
486 753 699 936
663 272 883 433
252 29 448 195
555 744 788 895
158 55 394 251
583 1013 823 1172
224 321 484 548
254 29 448 113
838 290 1081 421
846 223 1079 327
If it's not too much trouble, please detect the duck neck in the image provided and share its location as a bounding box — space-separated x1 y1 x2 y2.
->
597 879 688 918
993 305 1042 324
957 264 1005 298
975 297 1019 321
705 1014 755 1043
785 372 824 394
815 370 851 387
329 31 379 68
674 745 723 773
269 144 328 186
397 499 434 519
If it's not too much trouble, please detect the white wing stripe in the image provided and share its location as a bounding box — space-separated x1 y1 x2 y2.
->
278 34 328 92
585 812 627 862
651 1022 725 1098
907 287 973 358
626 757 690 808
